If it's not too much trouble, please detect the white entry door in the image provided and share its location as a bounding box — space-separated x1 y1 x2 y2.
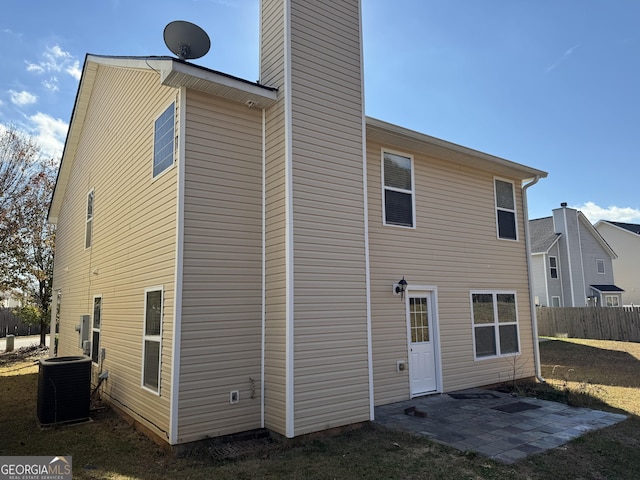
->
407 294 437 396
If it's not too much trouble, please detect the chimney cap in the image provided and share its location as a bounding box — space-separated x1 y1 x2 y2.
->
561 202 568 207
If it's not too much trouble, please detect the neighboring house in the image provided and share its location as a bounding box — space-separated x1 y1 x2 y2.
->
48 0 547 447
0 291 22 309
529 204 622 307
595 221 640 306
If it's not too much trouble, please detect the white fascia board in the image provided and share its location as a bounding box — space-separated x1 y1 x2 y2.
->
160 60 278 103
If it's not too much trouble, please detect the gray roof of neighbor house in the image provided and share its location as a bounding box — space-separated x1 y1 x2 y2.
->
603 221 640 235
529 217 560 254
591 285 625 292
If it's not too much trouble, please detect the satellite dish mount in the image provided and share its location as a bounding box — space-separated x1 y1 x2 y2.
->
163 20 211 60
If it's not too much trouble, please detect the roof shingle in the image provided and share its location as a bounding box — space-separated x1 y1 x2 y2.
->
529 217 560 253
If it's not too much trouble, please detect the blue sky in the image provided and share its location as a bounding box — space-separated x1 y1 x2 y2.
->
2 0 639 222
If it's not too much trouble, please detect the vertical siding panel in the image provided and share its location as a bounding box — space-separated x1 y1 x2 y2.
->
289 0 370 435
177 91 264 443
263 104 288 433
261 0 288 435
261 0 371 436
52 65 177 441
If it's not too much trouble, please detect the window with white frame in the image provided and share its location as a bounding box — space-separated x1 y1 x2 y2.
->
153 103 175 178
494 179 517 240
85 190 94 249
549 256 558 279
471 291 519 358
551 296 561 307
143 287 163 392
596 259 605 274
92 296 102 364
382 151 415 228
605 295 619 307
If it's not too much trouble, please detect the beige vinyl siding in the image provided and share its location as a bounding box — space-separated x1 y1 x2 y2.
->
261 0 288 436
263 98 287 434
288 0 370 435
367 139 535 405
260 0 285 87
52 64 178 440
176 90 264 443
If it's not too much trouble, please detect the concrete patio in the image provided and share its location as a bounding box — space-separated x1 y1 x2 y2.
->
374 388 627 464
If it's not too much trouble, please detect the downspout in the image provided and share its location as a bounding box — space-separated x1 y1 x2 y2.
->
260 107 266 428
522 176 545 383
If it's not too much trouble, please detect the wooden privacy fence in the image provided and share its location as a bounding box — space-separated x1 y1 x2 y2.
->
536 307 640 342
0 308 41 338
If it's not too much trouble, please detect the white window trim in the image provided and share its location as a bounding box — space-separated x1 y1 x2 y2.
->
551 296 561 307
381 148 416 229
84 189 94 250
605 295 619 307
549 256 558 279
596 258 605 275
470 290 520 360
152 101 177 181
142 286 164 395
91 295 102 365
494 177 518 241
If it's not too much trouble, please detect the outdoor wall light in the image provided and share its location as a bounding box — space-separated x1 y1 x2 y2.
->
394 276 408 301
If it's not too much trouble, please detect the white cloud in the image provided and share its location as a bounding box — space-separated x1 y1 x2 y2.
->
25 45 80 90
546 43 580 73
42 78 60 92
9 89 38 106
28 112 68 160
573 201 640 224
26 62 45 74
48 45 71 60
66 61 82 80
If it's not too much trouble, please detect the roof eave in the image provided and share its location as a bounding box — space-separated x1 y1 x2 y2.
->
48 55 279 223
595 220 640 237
365 116 548 181
159 60 278 109
48 56 98 224
578 213 618 259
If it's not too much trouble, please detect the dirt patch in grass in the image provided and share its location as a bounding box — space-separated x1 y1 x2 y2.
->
0 343 49 368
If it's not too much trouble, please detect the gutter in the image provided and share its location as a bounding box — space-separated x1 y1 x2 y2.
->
522 176 545 383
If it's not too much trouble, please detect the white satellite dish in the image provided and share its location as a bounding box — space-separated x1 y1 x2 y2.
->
163 20 211 60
